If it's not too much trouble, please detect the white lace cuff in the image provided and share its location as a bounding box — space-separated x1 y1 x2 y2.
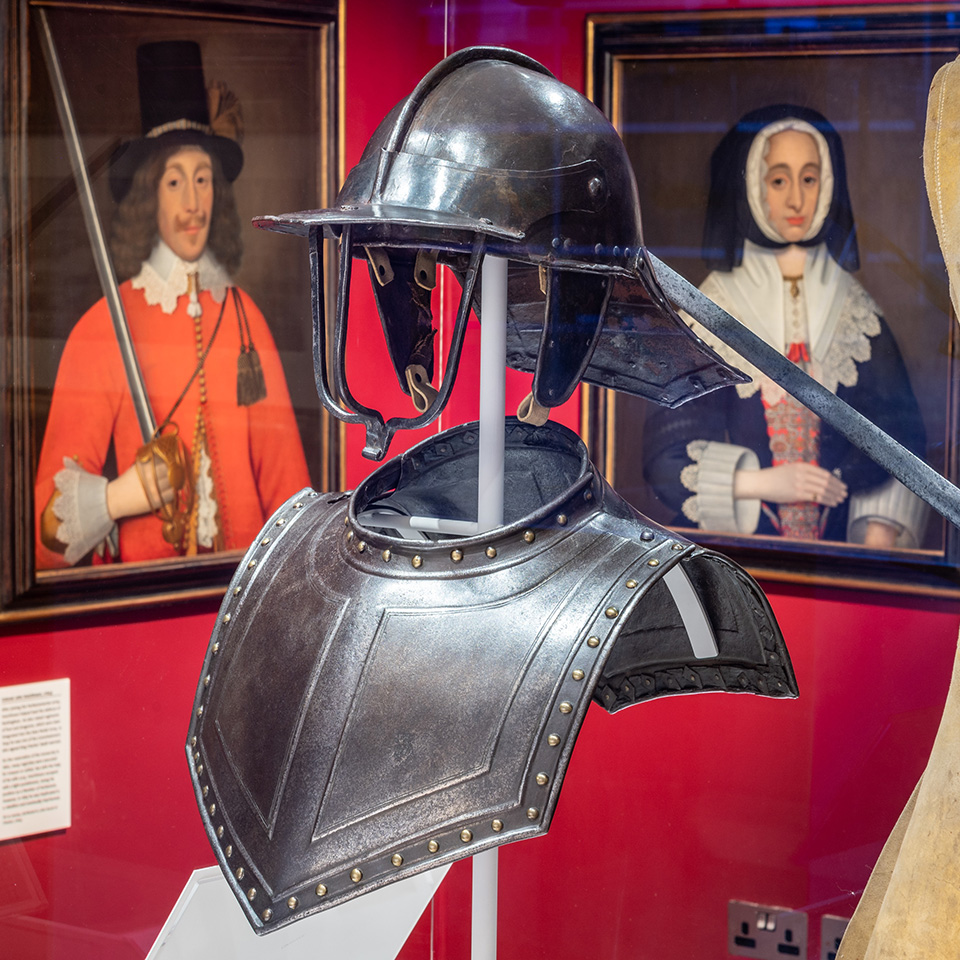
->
847 478 929 549
52 459 118 565
681 441 761 534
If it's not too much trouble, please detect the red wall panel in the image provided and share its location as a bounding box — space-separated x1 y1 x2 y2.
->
1 2 956 958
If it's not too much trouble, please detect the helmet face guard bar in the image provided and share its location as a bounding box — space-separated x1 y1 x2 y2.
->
309 225 485 460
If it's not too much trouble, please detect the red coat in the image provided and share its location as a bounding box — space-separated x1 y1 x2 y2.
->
35 282 311 568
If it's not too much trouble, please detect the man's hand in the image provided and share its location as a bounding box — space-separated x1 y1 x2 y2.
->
106 457 173 520
734 462 848 506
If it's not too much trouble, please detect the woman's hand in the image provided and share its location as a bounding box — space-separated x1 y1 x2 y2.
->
734 463 848 506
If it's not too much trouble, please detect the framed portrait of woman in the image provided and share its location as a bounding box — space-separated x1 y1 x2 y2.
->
586 6 960 595
0 0 340 618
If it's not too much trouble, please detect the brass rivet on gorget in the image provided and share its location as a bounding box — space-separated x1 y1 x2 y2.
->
672 542 683 551
203 675 211 687
547 734 560 747
196 706 204 718
382 549 391 562
194 751 200 763
412 555 423 569
209 803 216 816
605 607 619 619
262 909 272 921
247 560 256 569
236 867 245 880
212 642 220 655
191 736 197 748
202 785 209 797
217 825 224 838
197 764 204 776
391 854 403 867
523 530 536 544
316 883 327 897
357 541 366 553
350 868 363 883
451 549 463 563
247 888 257 902
536 772 549 786
428 840 439 853
492 819 504 832
648 558 659 567
572 668 585 681
225 845 233 857
626 579 638 589
486 546 497 559
287 897 298 910
557 514 568 526
346 530 354 542
294 502 303 509
584 490 593 501
223 613 231 623
526 807 540 821
559 701 573 714
460 829 473 843
233 586 241 596
587 636 599 648
277 517 286 526
261 537 271 545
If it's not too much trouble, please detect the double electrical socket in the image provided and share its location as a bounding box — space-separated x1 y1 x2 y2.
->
728 900 806 959
728 901 850 960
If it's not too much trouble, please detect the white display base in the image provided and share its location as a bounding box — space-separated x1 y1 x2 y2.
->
146 864 449 960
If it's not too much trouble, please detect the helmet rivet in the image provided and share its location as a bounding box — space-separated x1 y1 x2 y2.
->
261 908 272 921
556 514 568 526
587 636 600 648
428 840 439 853
536 772 549 786
392 854 404 867
523 530 536 544
594 243 603 255
412 555 423 568
588 176 603 197
381 549 391 562
460 829 473 843
526 807 540 821
626 579 638 589
486 546 497 559
613 246 622 257
572 668 585 681
492 819 504 832
450 549 463 563
551 237 562 249
559 701 573 714
287 897 298 910
316 883 328 897
563 238 573 250
547 734 561 746
350 868 363 883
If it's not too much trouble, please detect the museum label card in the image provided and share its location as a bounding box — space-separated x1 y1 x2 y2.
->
0 678 71 841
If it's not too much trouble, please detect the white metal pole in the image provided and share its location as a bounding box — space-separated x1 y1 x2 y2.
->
471 254 508 960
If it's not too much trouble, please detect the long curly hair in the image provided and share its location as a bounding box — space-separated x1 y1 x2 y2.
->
109 143 243 280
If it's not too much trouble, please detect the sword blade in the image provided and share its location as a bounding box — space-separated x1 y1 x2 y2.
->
37 9 156 443
648 252 960 531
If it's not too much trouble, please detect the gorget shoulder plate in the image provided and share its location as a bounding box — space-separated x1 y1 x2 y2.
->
187 420 796 933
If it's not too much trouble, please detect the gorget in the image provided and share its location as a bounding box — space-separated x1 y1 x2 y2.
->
187 420 796 933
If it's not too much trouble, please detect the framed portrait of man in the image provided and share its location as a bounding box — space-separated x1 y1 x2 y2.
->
0 0 339 617
586 6 960 595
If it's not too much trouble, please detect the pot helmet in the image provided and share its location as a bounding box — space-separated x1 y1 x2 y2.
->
256 46 745 459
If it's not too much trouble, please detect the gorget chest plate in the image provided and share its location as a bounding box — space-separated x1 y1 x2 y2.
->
187 420 796 933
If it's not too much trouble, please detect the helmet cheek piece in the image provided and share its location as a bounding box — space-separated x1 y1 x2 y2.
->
309 224 485 460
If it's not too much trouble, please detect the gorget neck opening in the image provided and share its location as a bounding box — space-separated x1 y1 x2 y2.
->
348 419 598 559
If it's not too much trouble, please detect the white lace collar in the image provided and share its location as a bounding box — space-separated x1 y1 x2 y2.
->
131 242 230 315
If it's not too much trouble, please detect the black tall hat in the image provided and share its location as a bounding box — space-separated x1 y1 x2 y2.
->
109 41 244 202
702 103 859 273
